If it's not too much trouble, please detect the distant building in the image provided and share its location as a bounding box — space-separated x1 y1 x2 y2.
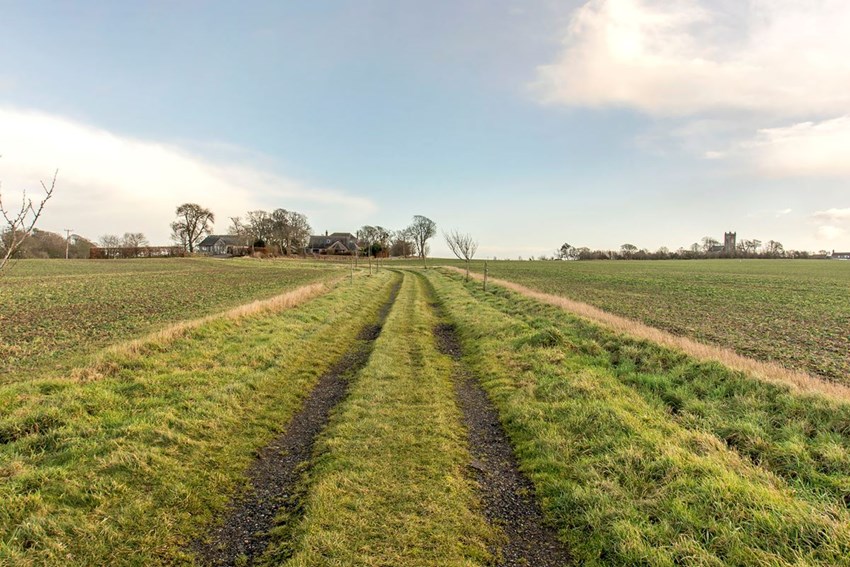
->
831 250 850 260
724 231 736 254
305 232 360 255
197 235 250 256
707 231 737 255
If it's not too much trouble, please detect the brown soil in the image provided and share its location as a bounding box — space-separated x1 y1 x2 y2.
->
434 322 572 566
192 280 400 566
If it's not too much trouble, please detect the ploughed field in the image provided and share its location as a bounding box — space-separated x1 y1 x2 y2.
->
0 258 338 384
449 259 850 384
3 260 850 566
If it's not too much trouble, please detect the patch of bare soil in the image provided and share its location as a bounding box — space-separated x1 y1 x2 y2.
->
434 322 572 567
193 280 400 566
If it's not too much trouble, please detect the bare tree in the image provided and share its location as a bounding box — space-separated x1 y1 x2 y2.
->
391 228 415 257
765 240 785 257
444 229 478 281
122 232 148 248
357 225 378 274
0 169 57 272
408 215 436 268
701 236 720 252
557 242 575 260
620 243 638 258
269 208 311 255
227 216 250 244
99 234 121 248
171 203 214 253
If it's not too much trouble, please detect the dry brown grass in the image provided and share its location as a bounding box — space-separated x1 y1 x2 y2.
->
445 266 850 401
70 279 338 382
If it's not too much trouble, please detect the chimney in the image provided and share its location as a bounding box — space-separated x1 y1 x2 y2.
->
325 230 328 236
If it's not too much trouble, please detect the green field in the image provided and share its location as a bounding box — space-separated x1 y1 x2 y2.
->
3 259 850 565
0 258 339 384
447 259 850 384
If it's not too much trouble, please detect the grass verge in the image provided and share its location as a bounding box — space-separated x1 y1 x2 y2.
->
428 269 850 566
261 270 497 566
441 269 850 509
0 271 394 566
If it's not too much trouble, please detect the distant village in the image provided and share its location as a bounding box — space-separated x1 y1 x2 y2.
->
3 196 849 262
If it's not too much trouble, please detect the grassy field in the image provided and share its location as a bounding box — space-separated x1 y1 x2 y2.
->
4 259 850 565
444 259 850 384
0 269 396 564
0 258 339 384
429 269 850 565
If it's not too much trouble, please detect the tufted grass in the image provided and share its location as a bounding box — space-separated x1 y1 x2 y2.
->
427 269 850 566
263 270 497 567
0 271 395 566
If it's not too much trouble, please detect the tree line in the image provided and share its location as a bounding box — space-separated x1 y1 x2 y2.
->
552 237 822 261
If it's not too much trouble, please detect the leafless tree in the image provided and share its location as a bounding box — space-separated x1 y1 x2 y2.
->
0 169 57 272
122 232 148 248
444 229 478 281
408 215 436 268
99 234 120 248
765 240 784 257
171 203 214 253
701 236 720 252
391 228 415 257
227 216 249 244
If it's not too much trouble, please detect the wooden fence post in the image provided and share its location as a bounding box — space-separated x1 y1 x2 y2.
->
483 261 488 292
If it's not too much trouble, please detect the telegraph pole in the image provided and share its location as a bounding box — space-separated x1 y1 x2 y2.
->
64 229 74 259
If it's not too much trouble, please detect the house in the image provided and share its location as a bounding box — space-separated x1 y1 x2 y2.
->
305 232 360 255
831 250 850 260
197 234 250 256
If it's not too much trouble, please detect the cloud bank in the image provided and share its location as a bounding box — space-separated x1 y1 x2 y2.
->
535 0 850 180
535 0 850 116
0 107 374 243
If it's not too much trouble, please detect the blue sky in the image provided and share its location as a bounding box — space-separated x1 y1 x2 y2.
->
1 0 848 257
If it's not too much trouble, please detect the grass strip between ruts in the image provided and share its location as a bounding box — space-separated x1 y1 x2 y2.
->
426 269 850 566
262 270 498 566
0 271 395 566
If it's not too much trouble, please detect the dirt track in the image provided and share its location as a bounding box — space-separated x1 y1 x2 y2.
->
433 320 571 566
193 280 401 566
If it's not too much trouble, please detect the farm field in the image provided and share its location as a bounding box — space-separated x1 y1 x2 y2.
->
0 258 341 384
2 261 850 565
446 259 850 384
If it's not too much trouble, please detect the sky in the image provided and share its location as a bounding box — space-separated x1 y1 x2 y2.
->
1 0 848 258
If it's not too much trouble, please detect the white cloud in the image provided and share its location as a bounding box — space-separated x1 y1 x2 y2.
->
814 207 850 223
811 208 850 244
535 0 850 116
0 106 375 243
816 225 846 241
739 116 850 177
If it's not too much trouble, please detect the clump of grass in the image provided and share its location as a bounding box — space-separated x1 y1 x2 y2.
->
0 271 395 565
428 270 850 566
262 271 496 566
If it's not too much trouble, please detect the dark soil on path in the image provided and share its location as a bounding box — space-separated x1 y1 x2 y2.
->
434 322 572 567
193 279 401 566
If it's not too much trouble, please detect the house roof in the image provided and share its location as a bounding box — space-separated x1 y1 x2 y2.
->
307 232 360 251
198 234 247 247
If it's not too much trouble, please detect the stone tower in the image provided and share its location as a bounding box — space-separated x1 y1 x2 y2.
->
724 231 736 254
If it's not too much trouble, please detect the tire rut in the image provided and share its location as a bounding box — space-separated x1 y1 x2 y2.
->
433 318 572 567
192 277 402 566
